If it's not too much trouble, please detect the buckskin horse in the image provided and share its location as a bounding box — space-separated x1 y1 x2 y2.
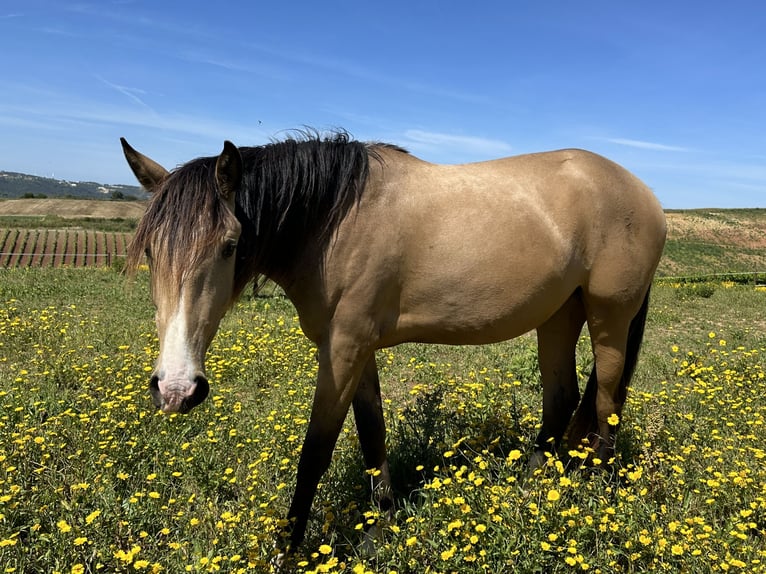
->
121 131 666 554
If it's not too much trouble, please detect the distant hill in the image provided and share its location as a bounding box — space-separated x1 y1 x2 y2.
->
659 208 766 277
0 171 146 200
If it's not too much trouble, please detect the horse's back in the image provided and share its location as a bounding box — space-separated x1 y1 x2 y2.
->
369 147 665 276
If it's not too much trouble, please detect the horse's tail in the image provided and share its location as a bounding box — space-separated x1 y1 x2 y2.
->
572 288 651 443
619 287 651 402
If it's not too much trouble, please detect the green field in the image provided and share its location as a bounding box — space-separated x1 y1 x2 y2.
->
1 266 765 573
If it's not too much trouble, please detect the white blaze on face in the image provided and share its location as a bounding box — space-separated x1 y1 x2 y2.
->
156 293 199 408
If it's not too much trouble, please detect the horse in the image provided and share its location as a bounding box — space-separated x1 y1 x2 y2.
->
120 131 666 554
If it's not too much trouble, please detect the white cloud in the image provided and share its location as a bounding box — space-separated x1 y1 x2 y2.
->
403 129 513 160
606 138 691 152
96 76 155 112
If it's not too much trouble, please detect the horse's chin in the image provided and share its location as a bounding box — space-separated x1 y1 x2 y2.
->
160 394 189 414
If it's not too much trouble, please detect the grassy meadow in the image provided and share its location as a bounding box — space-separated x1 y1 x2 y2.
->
1 265 766 573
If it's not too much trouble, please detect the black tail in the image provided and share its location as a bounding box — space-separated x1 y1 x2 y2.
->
618 288 651 402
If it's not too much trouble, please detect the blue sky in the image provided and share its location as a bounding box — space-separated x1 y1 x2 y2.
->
1 1 765 208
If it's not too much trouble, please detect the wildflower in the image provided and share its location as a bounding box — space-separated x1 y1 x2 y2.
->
607 413 620 426
547 489 561 502
318 544 333 555
506 449 522 463
57 520 72 533
440 545 457 560
85 510 101 524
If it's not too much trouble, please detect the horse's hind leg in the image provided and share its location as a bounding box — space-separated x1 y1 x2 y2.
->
568 301 637 462
352 355 394 514
532 290 586 468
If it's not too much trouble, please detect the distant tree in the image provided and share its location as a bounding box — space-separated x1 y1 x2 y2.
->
111 191 125 200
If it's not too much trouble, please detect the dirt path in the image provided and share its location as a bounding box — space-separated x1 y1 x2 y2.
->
0 198 146 218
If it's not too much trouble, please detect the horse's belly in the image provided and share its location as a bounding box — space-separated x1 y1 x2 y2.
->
381 276 576 347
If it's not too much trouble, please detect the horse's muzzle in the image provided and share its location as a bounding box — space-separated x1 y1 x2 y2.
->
149 374 210 414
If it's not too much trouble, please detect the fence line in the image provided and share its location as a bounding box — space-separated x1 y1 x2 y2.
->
0 253 126 257
657 271 766 284
0 251 128 268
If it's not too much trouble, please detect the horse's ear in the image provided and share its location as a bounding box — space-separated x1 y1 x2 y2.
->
120 138 169 191
215 140 242 207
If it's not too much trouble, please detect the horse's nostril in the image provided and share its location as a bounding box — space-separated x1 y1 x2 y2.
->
148 375 162 409
191 375 210 407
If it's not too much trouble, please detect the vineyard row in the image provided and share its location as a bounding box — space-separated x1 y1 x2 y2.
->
0 228 134 268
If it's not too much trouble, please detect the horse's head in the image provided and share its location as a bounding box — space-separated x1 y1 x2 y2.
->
121 139 243 413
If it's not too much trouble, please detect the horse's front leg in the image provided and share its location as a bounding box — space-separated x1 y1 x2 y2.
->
277 336 372 555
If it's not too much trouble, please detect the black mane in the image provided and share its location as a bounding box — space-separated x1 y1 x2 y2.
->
234 131 387 294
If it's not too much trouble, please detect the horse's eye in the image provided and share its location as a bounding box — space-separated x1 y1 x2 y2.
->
222 241 237 259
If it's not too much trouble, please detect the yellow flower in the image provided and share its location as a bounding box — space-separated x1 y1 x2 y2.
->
85 509 101 524
440 545 456 560
73 537 88 546
57 520 72 533
607 413 620 426
318 544 333 555
406 536 418 547
506 449 522 462
547 489 561 502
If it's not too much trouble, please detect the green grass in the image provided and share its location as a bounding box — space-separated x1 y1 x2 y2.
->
1 268 765 573
0 215 137 233
660 239 766 278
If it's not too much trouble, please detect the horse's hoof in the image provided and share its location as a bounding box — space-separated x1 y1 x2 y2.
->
270 552 287 572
